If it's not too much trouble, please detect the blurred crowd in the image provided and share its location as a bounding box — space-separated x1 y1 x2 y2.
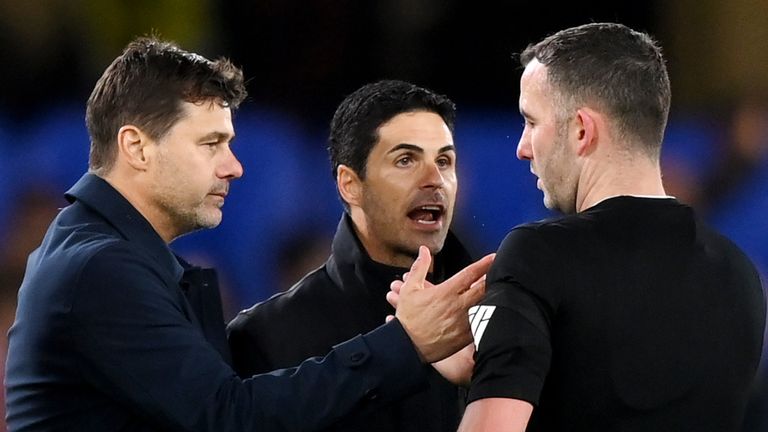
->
0 1 766 430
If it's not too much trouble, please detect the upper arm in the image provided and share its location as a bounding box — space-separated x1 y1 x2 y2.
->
466 228 557 412
459 398 533 432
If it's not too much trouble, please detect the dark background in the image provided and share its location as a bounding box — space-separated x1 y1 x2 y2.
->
0 1 766 428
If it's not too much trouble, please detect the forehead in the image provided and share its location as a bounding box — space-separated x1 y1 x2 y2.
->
172 101 234 135
519 59 558 117
520 59 550 97
373 111 453 150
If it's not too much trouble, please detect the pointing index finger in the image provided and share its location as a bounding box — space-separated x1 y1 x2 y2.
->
448 253 495 294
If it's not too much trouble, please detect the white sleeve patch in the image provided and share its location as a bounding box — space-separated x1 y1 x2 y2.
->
468 305 496 350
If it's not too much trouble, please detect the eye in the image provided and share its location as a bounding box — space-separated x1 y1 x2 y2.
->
436 156 453 168
395 155 413 167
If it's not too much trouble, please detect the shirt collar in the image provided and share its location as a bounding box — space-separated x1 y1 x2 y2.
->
592 194 676 208
65 173 185 282
327 213 472 296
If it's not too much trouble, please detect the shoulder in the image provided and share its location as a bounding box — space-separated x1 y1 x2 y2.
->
503 213 591 244
493 216 582 273
484 217 585 310
697 220 758 265
32 200 155 284
14 219 126 335
228 266 335 335
693 220 763 302
72 241 179 314
227 265 345 374
20 211 124 301
78 241 167 284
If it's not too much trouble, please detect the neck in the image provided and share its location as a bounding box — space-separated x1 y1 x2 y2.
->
576 150 666 212
100 172 176 243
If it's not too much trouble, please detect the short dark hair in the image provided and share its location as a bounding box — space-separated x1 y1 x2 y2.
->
520 22 671 158
86 36 247 174
328 79 456 180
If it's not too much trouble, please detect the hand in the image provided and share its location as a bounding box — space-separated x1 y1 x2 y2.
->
432 343 476 387
389 246 494 363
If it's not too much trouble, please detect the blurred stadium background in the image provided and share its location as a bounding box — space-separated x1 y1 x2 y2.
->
0 1 766 429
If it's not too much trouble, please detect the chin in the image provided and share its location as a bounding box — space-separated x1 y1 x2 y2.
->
418 239 446 256
543 193 558 211
197 213 223 229
394 233 446 258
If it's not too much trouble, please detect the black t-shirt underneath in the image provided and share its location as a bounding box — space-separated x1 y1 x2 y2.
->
468 196 766 431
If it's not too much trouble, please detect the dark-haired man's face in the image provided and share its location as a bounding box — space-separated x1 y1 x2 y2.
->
145 101 243 241
352 111 457 268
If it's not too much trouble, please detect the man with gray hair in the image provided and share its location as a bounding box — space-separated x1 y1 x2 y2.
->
4 37 493 431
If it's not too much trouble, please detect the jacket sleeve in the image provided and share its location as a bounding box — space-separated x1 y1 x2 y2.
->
227 312 276 378
71 243 428 432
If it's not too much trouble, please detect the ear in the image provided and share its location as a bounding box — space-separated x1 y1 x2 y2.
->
116 125 153 171
336 164 363 208
574 108 598 156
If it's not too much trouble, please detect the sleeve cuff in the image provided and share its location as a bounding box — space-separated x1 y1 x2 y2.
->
333 318 429 403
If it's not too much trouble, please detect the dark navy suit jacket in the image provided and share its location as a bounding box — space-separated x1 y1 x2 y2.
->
5 174 427 431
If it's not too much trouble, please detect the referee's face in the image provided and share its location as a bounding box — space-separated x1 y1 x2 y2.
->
517 60 580 214
352 111 457 268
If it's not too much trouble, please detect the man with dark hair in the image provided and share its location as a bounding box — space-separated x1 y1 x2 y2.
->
4 39 493 431
455 23 766 430
228 80 473 432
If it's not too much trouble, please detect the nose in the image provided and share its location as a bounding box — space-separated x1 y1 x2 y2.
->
218 145 244 180
421 160 445 189
516 132 532 161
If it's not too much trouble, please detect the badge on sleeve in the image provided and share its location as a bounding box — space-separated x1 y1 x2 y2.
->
468 305 496 349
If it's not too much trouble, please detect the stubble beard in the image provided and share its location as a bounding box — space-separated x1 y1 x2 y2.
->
360 188 424 267
542 125 578 215
152 156 222 238
155 184 221 238
361 188 452 268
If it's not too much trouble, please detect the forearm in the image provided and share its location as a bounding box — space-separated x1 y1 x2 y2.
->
458 398 533 432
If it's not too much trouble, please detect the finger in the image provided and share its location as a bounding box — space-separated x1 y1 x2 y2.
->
385 314 395 323
390 279 403 293
470 274 486 289
460 274 487 309
386 290 400 309
445 253 495 294
402 272 410 282
401 246 432 291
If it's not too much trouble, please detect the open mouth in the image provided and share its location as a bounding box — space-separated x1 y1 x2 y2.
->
407 205 445 225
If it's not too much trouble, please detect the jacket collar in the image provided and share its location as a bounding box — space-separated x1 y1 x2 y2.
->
326 213 473 299
65 173 184 283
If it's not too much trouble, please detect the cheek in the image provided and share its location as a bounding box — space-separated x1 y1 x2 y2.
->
445 175 458 197
530 132 554 163
376 175 410 199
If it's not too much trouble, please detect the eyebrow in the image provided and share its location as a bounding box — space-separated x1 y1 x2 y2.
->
520 107 539 123
386 143 456 155
198 131 235 143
